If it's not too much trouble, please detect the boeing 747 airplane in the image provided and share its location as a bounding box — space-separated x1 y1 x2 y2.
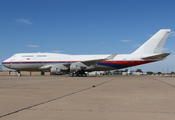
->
2 29 171 77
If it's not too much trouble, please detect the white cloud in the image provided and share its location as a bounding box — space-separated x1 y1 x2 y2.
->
162 47 169 52
27 45 38 47
148 34 153 37
169 31 175 36
133 44 142 47
16 19 33 25
120 40 132 42
52 50 63 53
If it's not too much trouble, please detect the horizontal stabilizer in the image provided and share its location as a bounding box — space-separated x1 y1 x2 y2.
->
141 53 171 60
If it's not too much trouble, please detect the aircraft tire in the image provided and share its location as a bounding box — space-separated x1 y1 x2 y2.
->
70 73 87 77
73 73 77 77
82 73 87 77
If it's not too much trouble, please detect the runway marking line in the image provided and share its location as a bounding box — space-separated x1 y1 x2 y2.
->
152 78 175 88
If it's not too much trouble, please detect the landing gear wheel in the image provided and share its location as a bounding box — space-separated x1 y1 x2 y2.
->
82 74 87 77
73 73 77 77
70 73 87 77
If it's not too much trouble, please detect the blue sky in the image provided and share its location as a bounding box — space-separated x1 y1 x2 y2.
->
0 0 175 72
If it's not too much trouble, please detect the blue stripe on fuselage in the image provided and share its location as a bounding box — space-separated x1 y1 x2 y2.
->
97 63 129 69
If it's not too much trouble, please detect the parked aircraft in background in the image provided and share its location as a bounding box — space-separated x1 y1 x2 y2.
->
2 29 171 77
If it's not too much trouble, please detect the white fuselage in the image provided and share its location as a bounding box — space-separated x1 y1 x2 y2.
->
2 29 171 74
2 53 156 71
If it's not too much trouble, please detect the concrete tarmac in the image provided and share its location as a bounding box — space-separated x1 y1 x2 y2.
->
0 75 175 120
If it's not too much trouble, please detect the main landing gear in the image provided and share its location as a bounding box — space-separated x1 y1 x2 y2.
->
70 73 87 77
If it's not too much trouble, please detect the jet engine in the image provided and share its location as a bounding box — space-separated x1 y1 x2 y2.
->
50 67 63 75
70 64 82 72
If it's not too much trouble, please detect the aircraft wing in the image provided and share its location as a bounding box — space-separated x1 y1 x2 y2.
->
39 64 68 70
141 53 171 60
82 54 117 66
39 54 117 73
39 65 53 69
64 54 117 67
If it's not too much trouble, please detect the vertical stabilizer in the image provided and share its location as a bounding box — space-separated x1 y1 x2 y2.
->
132 29 171 54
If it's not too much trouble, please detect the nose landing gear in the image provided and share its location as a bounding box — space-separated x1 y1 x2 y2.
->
17 71 21 77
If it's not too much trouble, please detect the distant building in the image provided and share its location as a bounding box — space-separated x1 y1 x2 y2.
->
122 71 147 76
0 65 2 71
87 71 105 75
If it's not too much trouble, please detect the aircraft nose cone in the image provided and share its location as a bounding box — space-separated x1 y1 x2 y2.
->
2 61 7 67
2 61 10 68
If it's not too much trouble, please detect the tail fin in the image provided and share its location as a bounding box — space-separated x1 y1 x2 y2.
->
132 29 171 54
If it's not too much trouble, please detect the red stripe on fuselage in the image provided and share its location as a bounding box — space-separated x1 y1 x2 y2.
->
2 60 157 66
99 60 157 66
2 61 80 64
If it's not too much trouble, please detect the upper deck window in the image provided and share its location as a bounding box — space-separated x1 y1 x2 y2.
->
22 55 33 57
37 55 47 57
